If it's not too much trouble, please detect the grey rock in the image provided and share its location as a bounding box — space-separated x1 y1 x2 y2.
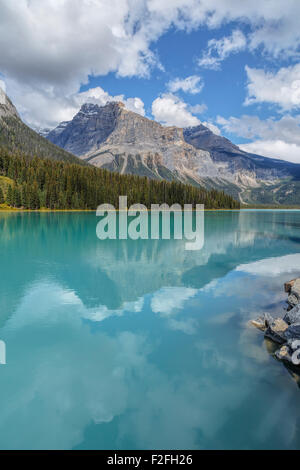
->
276 339 300 367
250 313 276 332
275 345 294 363
265 317 289 344
183 125 300 182
285 279 296 293
287 279 300 308
284 304 300 325
284 323 300 341
47 101 219 185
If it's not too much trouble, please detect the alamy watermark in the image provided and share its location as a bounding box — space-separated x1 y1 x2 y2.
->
291 340 300 365
0 340 6 365
96 196 204 251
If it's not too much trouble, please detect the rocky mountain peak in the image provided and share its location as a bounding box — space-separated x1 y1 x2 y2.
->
79 101 125 116
47 100 126 156
0 87 19 120
45 96 300 205
107 101 125 109
79 102 101 114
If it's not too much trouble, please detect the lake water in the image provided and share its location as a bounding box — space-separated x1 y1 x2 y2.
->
0 210 300 450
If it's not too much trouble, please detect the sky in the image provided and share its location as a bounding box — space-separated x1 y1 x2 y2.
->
0 0 300 163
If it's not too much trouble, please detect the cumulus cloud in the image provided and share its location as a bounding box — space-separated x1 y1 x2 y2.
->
167 75 204 94
0 277 271 450
189 103 208 114
217 114 300 163
240 140 300 164
2 1 300 86
3 1 300 126
245 64 300 111
198 30 247 70
152 93 200 127
236 254 300 277
217 114 300 144
151 287 197 316
152 94 220 133
76 87 145 116
12 85 145 129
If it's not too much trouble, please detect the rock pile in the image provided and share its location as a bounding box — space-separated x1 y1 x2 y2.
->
251 278 300 367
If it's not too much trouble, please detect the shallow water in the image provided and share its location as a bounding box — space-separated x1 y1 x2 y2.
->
0 210 300 450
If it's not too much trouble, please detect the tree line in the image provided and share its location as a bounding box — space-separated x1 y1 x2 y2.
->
0 149 240 210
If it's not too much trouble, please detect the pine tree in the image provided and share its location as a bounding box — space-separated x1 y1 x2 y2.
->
0 148 240 211
6 184 13 206
0 186 4 204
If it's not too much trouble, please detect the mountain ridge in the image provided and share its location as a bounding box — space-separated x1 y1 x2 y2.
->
0 88 84 165
46 101 300 204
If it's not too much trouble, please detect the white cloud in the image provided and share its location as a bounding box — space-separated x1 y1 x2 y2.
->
2 1 300 88
236 254 300 277
240 140 300 164
217 114 300 144
3 1 300 127
151 287 197 316
245 64 300 110
198 30 247 70
168 75 204 94
189 103 208 114
217 114 300 162
75 87 145 115
11 85 145 129
152 93 220 132
152 93 200 127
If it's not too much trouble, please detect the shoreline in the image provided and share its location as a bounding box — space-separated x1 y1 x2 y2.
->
1 208 300 213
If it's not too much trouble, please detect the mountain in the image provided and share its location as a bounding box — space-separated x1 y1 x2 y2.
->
47 102 218 184
183 125 300 205
0 88 83 164
184 125 300 181
46 102 300 205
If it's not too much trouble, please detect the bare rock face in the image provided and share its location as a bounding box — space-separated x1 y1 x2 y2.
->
183 125 296 182
48 102 220 184
0 87 19 120
46 101 300 202
47 102 122 157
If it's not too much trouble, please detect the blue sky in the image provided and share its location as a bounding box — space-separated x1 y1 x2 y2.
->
1 1 300 163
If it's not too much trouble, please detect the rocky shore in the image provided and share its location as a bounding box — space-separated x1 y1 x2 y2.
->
251 278 300 367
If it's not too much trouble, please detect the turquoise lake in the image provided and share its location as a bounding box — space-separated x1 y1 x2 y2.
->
1 210 300 450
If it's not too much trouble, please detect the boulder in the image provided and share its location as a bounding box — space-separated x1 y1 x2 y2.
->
250 313 274 332
265 318 289 344
276 339 300 366
250 318 266 331
284 323 300 341
285 279 296 293
288 279 300 308
284 304 300 325
275 345 293 363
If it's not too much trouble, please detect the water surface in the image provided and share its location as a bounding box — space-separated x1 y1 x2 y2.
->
0 210 300 450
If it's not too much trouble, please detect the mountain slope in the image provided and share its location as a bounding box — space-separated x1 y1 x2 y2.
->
183 125 300 181
0 89 83 164
46 101 300 205
47 102 219 185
